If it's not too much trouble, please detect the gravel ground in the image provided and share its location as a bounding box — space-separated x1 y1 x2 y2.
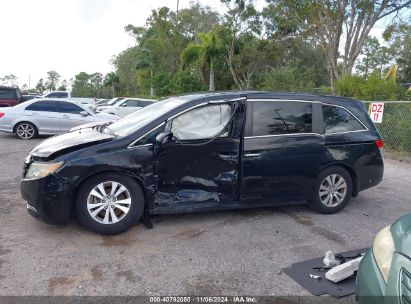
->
0 132 409 301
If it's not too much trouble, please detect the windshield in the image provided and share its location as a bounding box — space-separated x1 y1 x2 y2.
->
105 97 188 137
108 97 123 105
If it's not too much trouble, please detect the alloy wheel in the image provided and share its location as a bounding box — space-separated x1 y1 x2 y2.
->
319 174 347 207
16 123 35 139
86 181 132 224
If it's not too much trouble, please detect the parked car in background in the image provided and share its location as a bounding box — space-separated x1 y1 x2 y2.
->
90 97 125 112
21 94 42 102
19 92 384 235
0 86 23 107
97 97 155 117
43 91 97 105
43 91 71 98
0 98 119 139
95 97 123 107
356 213 411 304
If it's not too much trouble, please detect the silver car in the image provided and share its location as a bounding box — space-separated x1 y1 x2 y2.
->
0 98 120 139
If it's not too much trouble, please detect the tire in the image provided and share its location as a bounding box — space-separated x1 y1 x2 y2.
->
15 122 38 140
76 173 145 235
308 166 353 214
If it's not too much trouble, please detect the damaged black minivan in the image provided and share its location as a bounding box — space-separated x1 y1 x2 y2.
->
21 92 384 235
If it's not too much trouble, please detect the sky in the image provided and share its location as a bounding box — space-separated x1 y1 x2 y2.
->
0 0 391 89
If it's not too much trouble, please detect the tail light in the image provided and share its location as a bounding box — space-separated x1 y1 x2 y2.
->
0 113 4 118
375 139 384 149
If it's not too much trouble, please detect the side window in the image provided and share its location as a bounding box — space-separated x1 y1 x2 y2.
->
123 100 139 107
59 102 83 114
25 101 59 112
134 124 165 146
252 101 312 136
138 100 153 107
322 105 366 134
171 104 231 140
47 93 57 98
0 89 17 100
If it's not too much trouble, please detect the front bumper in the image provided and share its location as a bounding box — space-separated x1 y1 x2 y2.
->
20 174 72 225
356 249 385 304
356 249 411 304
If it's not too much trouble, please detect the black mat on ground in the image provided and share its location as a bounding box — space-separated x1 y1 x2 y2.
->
283 248 369 298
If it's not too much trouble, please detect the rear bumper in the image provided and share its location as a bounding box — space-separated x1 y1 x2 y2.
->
0 126 13 133
355 151 384 192
20 174 72 225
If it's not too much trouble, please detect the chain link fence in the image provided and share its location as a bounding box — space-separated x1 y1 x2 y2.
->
363 101 411 155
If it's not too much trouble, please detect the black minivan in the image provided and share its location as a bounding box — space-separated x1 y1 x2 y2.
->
21 92 384 235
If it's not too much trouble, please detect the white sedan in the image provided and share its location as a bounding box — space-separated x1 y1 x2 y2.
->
98 98 156 117
0 98 120 139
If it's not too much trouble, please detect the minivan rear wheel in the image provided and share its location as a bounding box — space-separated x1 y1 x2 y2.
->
308 166 353 214
15 122 37 140
76 173 145 235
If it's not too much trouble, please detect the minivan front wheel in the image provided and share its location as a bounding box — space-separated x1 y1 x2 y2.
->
76 173 144 235
308 166 353 214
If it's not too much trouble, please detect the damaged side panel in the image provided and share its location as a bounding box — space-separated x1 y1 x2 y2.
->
154 138 241 208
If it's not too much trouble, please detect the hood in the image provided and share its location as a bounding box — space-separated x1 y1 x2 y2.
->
390 213 411 255
30 128 114 159
69 120 113 132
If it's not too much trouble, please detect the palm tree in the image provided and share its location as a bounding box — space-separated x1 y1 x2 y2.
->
181 31 220 91
136 48 155 97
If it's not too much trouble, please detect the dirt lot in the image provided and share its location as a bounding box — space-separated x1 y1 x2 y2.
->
0 132 410 300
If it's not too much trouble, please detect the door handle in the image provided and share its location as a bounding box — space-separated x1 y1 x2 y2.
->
62 115 69 119
217 152 238 161
244 153 262 158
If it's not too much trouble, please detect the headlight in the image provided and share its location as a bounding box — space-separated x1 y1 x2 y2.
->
25 162 64 180
372 225 395 283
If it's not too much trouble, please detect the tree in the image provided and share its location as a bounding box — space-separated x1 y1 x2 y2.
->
218 0 271 89
45 70 61 91
0 74 18 87
35 78 46 94
176 3 220 40
135 48 156 97
312 0 411 87
355 36 390 78
113 47 140 96
181 31 221 91
384 21 411 82
58 79 68 91
264 0 411 89
104 72 120 96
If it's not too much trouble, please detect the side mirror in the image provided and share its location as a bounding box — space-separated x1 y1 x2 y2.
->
121 103 127 107
155 131 173 145
80 111 89 116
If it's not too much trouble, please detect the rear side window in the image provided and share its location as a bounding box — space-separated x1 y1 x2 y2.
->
322 105 366 134
25 101 59 112
252 101 312 136
59 102 83 114
0 89 17 100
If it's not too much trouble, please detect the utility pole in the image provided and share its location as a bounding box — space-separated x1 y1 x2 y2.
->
28 74 31 90
176 0 179 14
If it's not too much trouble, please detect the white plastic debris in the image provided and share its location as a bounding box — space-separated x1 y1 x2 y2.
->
323 251 340 267
325 256 363 283
310 274 321 280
